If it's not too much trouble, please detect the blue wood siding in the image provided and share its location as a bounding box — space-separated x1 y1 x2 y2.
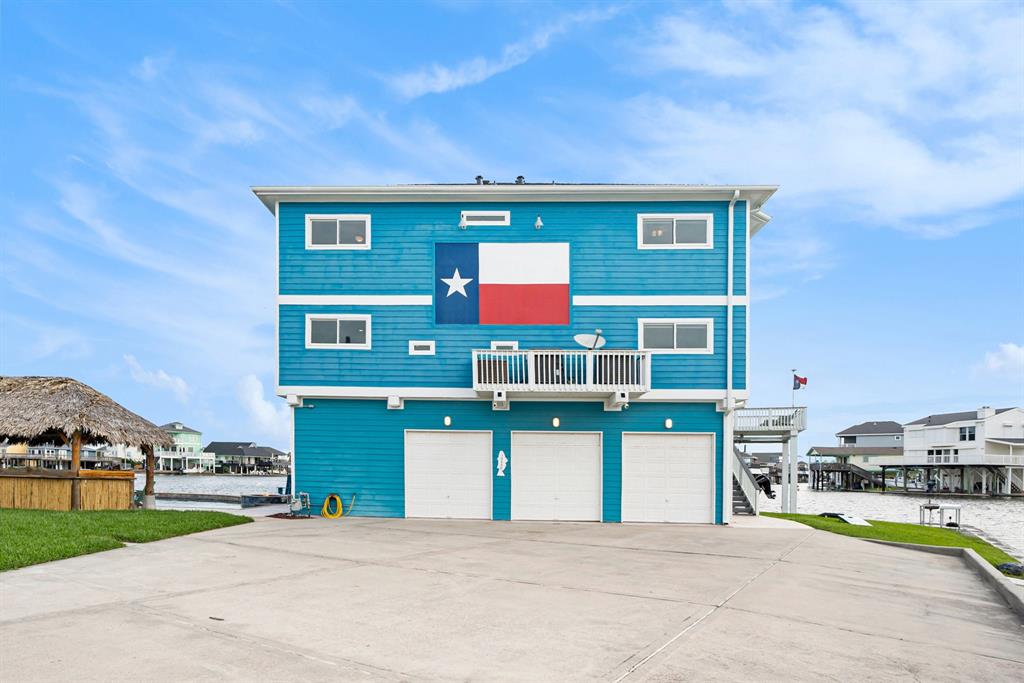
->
734 200 747 297
281 305 730 389
279 201 745 296
294 399 724 523
733 305 747 390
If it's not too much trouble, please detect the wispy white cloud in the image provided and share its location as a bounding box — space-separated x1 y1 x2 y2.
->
388 6 622 98
619 1 1024 237
977 343 1024 377
124 354 190 403
238 374 290 443
131 53 173 82
749 225 835 301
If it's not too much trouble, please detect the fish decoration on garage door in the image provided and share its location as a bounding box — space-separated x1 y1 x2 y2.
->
434 242 570 325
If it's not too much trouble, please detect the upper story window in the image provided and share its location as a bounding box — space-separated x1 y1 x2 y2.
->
306 214 371 250
461 210 510 227
842 436 856 445
959 426 976 441
637 213 713 250
305 314 371 350
638 318 713 354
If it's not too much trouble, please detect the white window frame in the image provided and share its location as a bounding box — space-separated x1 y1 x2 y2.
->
305 214 371 250
408 340 436 356
638 318 714 355
461 210 510 227
305 314 371 350
490 340 519 350
637 213 714 250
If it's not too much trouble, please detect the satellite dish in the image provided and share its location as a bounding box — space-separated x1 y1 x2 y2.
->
574 333 606 349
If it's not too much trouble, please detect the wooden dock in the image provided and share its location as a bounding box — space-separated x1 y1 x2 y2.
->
154 492 290 507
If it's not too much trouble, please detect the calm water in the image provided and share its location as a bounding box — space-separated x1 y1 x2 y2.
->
134 474 286 496
132 475 1024 558
761 485 1024 559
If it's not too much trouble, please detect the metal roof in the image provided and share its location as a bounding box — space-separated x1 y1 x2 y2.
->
906 408 1015 426
160 422 201 434
807 446 904 457
835 421 903 436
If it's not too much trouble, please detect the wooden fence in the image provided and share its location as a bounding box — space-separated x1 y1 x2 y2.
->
0 469 135 511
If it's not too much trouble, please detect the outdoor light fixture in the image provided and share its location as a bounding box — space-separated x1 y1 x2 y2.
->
664 418 673 429
534 215 543 229
458 215 467 229
552 417 560 428
444 416 452 427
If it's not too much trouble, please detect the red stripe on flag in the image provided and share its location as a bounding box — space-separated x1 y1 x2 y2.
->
479 284 569 325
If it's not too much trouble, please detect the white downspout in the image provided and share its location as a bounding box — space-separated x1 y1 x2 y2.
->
723 190 739 523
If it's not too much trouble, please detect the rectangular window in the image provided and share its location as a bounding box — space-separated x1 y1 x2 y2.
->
639 318 713 354
305 214 371 250
305 314 371 349
461 210 510 227
490 340 519 350
408 340 436 356
959 426 976 441
637 213 713 249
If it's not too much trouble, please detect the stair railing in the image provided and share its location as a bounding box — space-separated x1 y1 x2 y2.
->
732 447 760 515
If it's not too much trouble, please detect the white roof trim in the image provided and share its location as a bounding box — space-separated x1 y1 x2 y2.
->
252 184 777 229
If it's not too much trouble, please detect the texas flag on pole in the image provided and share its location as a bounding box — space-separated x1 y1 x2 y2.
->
435 242 570 325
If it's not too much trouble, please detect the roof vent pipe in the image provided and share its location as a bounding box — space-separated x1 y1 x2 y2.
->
515 175 525 184
475 175 484 185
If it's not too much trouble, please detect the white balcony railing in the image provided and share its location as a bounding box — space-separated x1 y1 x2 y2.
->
472 349 651 393
734 407 807 433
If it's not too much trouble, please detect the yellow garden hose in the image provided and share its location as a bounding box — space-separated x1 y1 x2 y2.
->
321 493 356 519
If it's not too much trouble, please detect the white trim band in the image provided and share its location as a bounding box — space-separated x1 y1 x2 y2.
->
279 295 432 306
277 385 748 402
572 295 747 306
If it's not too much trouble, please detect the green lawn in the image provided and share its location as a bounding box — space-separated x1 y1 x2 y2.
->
0 509 251 571
764 512 1019 571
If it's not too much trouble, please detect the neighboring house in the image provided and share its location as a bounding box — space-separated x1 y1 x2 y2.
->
255 180 779 524
0 441 129 470
903 407 1023 493
203 441 288 474
808 419 905 490
156 422 212 472
836 420 903 448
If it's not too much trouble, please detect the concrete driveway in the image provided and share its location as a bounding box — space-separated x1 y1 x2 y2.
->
2 516 1023 682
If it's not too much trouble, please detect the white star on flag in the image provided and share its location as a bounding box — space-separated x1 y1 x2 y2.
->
441 268 473 298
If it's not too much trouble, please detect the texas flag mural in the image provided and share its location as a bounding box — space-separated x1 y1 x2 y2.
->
435 242 570 325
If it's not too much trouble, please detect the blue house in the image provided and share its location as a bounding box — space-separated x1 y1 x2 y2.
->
254 181 779 524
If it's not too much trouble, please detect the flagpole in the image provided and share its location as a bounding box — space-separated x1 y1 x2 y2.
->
791 368 796 408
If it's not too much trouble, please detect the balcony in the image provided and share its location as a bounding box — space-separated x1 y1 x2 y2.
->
734 407 807 438
471 349 651 395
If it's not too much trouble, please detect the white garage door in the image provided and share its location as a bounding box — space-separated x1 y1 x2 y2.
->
405 431 491 519
621 433 715 523
511 432 601 521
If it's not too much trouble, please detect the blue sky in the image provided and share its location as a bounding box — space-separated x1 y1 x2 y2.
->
1 0 1021 451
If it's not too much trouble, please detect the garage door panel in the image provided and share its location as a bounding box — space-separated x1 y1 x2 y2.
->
405 431 491 519
511 432 601 522
622 433 714 524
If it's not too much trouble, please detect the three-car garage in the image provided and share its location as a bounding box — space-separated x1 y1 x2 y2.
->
403 429 716 524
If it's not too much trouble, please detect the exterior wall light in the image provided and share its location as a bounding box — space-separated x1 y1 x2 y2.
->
444 416 452 427
458 215 467 229
664 418 673 429
535 215 544 229
552 417 560 428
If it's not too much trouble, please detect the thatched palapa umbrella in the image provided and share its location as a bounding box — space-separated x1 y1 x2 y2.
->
0 376 173 509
